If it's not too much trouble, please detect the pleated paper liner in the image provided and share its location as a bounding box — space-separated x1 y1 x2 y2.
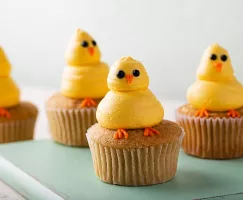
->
87 121 185 186
0 118 37 144
46 108 97 147
176 111 243 159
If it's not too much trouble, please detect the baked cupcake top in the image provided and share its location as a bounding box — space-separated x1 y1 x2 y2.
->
0 102 38 122
0 47 20 118
46 93 102 109
178 104 243 118
96 56 164 139
88 120 183 148
60 29 109 106
187 44 243 117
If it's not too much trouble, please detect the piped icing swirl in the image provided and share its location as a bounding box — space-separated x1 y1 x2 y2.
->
61 29 109 99
97 56 164 129
0 47 20 108
187 44 243 111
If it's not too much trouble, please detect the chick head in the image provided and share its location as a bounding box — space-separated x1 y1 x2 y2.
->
197 44 234 81
65 29 101 65
108 56 149 92
0 47 11 77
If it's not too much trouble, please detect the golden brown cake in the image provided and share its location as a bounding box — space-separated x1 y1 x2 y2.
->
45 28 109 147
176 44 243 159
87 57 184 186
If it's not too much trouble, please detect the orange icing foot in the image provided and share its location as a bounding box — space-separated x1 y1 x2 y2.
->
195 108 209 117
0 108 11 119
113 129 129 139
80 98 97 108
227 109 240 118
144 127 160 137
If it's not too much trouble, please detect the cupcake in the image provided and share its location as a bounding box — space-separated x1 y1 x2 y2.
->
176 44 243 159
0 47 38 143
46 29 109 147
87 57 184 186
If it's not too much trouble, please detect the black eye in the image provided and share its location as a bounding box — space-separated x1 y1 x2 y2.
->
81 41 89 47
210 54 217 60
92 40 97 46
133 69 140 77
221 55 227 62
117 70 125 79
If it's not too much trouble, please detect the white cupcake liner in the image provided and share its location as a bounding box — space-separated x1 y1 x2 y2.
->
176 111 243 159
0 118 36 144
46 108 97 147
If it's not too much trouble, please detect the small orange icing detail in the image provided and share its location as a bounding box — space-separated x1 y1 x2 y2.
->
88 47 94 56
0 108 11 119
195 108 209 117
227 109 240 118
144 127 160 137
125 74 133 84
113 129 129 139
80 98 96 108
214 62 223 72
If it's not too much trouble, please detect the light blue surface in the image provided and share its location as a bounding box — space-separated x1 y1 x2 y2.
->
0 140 243 200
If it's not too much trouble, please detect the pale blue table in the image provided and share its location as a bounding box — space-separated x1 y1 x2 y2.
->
0 140 242 200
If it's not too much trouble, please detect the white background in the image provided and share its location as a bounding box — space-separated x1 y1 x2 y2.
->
1 0 243 100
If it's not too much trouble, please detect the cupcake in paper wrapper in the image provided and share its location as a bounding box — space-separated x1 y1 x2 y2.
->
0 47 38 143
176 44 243 159
87 56 185 186
87 121 184 186
46 29 110 147
0 102 38 144
176 104 243 159
46 93 101 147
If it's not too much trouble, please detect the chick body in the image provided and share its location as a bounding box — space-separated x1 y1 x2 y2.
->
0 48 20 107
61 62 109 98
187 44 243 111
97 89 163 129
61 29 109 99
97 57 164 129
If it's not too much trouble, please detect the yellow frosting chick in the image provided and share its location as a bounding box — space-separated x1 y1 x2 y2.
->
187 44 243 117
61 29 109 107
97 57 164 139
0 47 20 118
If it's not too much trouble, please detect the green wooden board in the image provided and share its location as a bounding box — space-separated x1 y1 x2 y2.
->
0 140 243 200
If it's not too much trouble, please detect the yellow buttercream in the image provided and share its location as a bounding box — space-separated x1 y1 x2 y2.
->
187 44 243 111
0 47 20 107
97 57 164 129
61 62 109 98
61 29 109 98
65 29 101 66
107 57 149 92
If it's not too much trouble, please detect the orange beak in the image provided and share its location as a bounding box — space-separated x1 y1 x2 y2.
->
88 47 94 56
214 62 223 72
126 74 133 84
